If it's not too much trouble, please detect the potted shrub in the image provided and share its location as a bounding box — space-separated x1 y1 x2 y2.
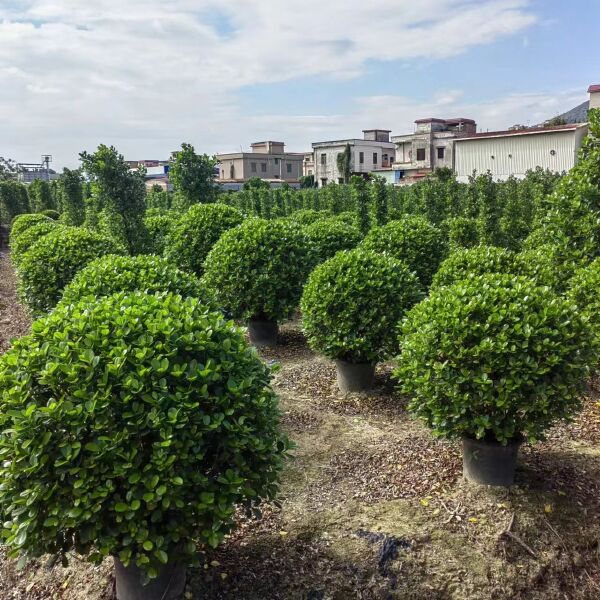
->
59 254 209 308
164 203 243 276
0 291 290 600
430 245 517 290
301 248 422 393
360 215 447 288
395 274 596 486
304 218 362 268
16 226 123 315
203 218 311 347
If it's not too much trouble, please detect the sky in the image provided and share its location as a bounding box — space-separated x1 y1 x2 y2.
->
0 0 598 169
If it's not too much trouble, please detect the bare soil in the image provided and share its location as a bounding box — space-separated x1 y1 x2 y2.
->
0 252 599 599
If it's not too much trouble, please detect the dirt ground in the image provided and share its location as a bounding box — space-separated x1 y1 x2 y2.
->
0 251 599 599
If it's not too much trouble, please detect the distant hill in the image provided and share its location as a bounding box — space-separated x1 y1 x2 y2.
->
549 100 589 125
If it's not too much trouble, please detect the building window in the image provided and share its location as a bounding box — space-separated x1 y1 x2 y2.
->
251 162 257 173
373 153 378 165
416 148 426 161
338 178 344 184
321 178 328 187
261 163 267 172
359 152 364 164
274 158 280 165
437 147 445 159
286 163 292 174
321 153 327 165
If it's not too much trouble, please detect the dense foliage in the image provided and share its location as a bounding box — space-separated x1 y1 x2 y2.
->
170 143 218 209
144 213 177 256
59 255 208 308
56 168 85 226
431 245 517 289
203 219 310 322
0 181 29 227
361 215 446 287
9 221 61 267
0 292 289 577
304 218 362 266
301 248 422 363
27 180 55 214
396 274 596 443
18 227 122 314
165 204 244 277
80 145 149 254
9 214 52 240
567 258 600 343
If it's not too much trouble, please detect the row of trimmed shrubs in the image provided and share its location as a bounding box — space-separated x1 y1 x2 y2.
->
3 202 600 584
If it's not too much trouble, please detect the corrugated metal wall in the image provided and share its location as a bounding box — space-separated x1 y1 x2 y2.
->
454 131 577 181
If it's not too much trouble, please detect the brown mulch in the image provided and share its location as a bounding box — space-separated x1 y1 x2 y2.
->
0 251 30 353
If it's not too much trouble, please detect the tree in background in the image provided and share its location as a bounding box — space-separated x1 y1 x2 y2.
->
0 181 29 228
145 183 171 211
170 143 218 209
336 143 352 184
371 175 388 226
351 175 370 235
243 177 270 190
57 168 85 226
299 174 316 189
28 179 55 213
0 157 21 182
80 144 149 254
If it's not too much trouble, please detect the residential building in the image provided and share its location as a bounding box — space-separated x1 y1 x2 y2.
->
312 130 395 187
453 123 589 182
216 141 304 185
390 118 477 183
303 152 315 177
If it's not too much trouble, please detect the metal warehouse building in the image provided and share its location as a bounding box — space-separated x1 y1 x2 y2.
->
453 123 589 182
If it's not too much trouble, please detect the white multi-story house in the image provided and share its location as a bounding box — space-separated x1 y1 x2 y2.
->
312 129 396 187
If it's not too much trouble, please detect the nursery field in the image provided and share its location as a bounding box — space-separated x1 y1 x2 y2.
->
0 251 599 600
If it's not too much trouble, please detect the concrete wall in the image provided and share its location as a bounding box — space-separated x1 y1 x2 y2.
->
454 129 586 182
590 91 600 110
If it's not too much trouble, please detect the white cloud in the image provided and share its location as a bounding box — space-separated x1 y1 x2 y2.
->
0 0 544 167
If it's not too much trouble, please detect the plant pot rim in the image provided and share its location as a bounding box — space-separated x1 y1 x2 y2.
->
334 358 376 367
462 433 525 446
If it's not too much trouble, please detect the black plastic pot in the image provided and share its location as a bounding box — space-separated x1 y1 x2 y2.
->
462 436 522 487
114 557 186 600
247 318 279 347
335 360 376 393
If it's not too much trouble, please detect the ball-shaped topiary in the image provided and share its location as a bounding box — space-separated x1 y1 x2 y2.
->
59 254 209 308
567 258 600 341
304 218 362 266
301 248 423 363
0 291 289 578
361 215 447 287
431 245 517 289
395 274 596 444
291 209 332 226
18 227 123 314
144 214 177 256
10 213 52 240
10 220 62 267
203 218 311 323
165 203 244 276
